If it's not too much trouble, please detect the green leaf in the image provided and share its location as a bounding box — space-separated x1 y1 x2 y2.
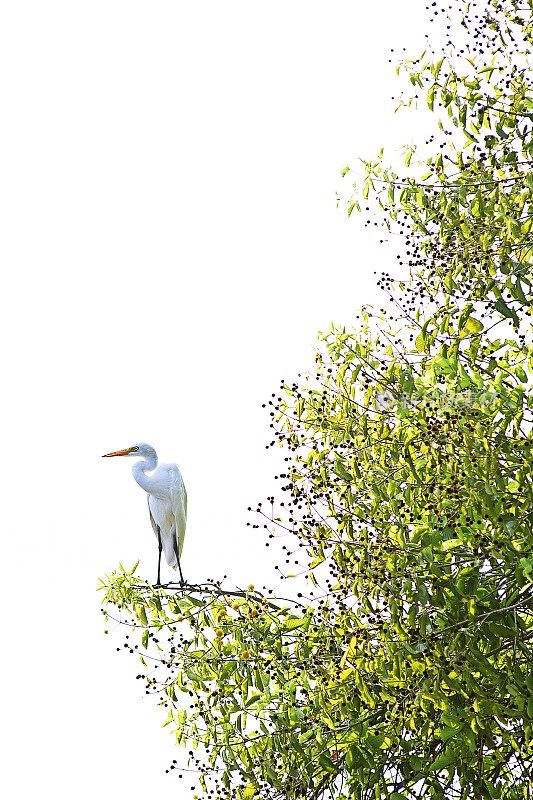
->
136 604 148 626
438 724 464 741
161 710 173 728
334 460 353 482
441 538 462 552
284 616 305 631
463 316 483 335
245 693 263 708
428 751 456 771
515 366 527 383
318 753 338 774
415 330 426 352
494 297 520 327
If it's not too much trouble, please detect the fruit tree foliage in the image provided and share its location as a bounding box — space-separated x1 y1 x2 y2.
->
100 2 532 798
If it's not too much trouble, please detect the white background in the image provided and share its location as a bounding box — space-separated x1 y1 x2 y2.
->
1 2 431 796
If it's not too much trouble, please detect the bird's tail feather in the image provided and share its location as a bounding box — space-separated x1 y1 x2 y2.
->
161 533 178 569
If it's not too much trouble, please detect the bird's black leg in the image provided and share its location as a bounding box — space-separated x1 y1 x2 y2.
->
177 556 185 587
156 527 162 586
173 538 185 587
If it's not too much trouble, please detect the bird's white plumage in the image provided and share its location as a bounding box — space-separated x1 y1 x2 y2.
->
147 464 187 568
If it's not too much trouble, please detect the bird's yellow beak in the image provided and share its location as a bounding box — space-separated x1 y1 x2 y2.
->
102 447 135 457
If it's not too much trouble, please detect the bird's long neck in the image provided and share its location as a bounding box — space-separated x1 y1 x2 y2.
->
132 453 158 492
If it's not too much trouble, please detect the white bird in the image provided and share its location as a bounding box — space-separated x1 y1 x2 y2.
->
102 443 187 585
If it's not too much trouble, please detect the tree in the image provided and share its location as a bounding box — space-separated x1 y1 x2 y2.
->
100 1 532 797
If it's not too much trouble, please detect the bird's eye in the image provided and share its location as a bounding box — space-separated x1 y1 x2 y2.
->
131 446 139 452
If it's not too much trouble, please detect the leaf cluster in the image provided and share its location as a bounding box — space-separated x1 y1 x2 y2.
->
100 2 532 799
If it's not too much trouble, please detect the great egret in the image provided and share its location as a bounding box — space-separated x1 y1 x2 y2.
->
102 443 187 585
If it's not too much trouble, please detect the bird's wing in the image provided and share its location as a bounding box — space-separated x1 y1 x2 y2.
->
148 492 178 568
147 496 159 539
168 466 187 558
